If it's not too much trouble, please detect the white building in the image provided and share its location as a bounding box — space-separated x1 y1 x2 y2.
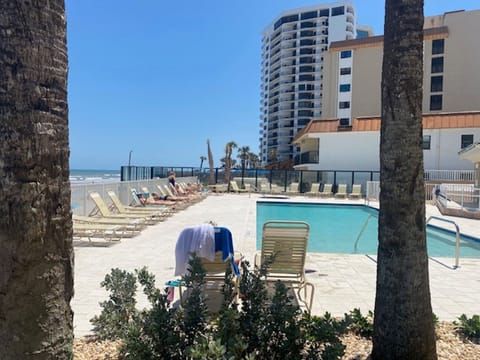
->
293 9 480 172
259 1 359 164
293 112 480 171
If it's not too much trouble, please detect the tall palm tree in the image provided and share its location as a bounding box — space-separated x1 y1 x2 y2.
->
237 146 250 186
207 140 215 185
372 0 437 358
0 1 74 358
223 141 237 190
248 152 260 169
199 155 207 170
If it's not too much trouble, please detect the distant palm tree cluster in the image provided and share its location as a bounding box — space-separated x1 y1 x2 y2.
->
200 141 260 171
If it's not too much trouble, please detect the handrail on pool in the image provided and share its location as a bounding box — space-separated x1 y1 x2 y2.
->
426 216 461 269
354 213 378 253
355 214 461 269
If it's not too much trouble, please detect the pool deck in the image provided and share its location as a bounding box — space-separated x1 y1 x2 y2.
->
72 193 480 337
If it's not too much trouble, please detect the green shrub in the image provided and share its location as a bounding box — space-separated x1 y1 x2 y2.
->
454 314 480 341
91 255 348 359
90 268 138 340
343 308 374 338
433 312 439 328
302 312 346 359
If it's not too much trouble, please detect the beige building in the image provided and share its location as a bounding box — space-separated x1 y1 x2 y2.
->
294 9 480 171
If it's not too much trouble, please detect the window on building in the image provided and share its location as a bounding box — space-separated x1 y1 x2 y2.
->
298 110 313 117
299 65 314 73
422 135 431 150
319 9 329 17
332 6 345 16
300 30 315 37
339 118 350 126
340 67 351 75
339 101 350 109
340 50 352 58
432 39 445 55
339 84 351 92
300 39 315 46
430 95 442 111
301 11 317 20
461 134 474 149
431 57 444 73
299 56 314 64
300 48 314 55
298 101 313 108
430 76 443 92
299 74 314 81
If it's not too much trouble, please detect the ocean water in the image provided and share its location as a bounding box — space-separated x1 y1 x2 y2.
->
70 169 121 184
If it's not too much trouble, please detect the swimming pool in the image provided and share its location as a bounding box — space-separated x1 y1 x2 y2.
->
256 202 480 258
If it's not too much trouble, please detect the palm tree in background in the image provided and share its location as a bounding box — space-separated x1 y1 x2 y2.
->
223 141 237 190
248 152 260 169
372 0 437 358
199 155 207 170
207 140 215 185
238 146 250 186
0 1 74 358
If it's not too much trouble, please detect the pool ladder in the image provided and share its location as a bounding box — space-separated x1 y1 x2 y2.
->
354 215 461 269
426 216 460 269
354 214 377 253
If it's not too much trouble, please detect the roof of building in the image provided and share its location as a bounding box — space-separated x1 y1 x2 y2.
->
293 111 480 143
329 26 449 51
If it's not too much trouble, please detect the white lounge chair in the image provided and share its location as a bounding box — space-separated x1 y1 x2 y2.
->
348 184 363 199
318 184 333 197
335 184 348 198
306 183 320 196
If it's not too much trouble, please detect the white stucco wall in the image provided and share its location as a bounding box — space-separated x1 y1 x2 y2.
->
318 132 379 170
424 128 479 170
300 127 480 171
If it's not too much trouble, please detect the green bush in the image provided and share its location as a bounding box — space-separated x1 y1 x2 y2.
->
343 308 374 338
454 314 480 341
90 268 139 340
91 255 348 359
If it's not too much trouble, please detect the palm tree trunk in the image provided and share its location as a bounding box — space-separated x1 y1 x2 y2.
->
0 1 74 358
207 140 215 185
372 0 437 359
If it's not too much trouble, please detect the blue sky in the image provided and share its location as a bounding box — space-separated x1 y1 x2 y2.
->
66 0 479 170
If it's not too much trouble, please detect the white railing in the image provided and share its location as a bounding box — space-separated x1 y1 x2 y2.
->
366 181 380 202
366 181 478 207
438 184 480 210
424 169 474 182
71 177 197 216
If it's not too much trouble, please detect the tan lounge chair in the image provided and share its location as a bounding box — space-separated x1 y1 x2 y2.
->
348 184 363 199
306 183 320 196
73 214 145 232
318 183 333 197
89 192 160 225
73 222 126 242
230 180 249 193
334 184 348 198
255 220 314 312
107 190 170 219
287 182 299 194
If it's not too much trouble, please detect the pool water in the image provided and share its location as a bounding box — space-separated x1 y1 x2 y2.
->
256 202 480 258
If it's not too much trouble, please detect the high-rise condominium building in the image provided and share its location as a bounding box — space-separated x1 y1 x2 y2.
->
259 1 361 164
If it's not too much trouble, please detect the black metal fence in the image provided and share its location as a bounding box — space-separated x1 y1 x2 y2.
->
121 166 380 194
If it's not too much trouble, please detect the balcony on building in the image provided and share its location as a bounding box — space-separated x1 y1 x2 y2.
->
294 150 319 165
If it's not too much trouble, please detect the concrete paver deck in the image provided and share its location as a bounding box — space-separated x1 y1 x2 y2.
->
72 194 480 337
